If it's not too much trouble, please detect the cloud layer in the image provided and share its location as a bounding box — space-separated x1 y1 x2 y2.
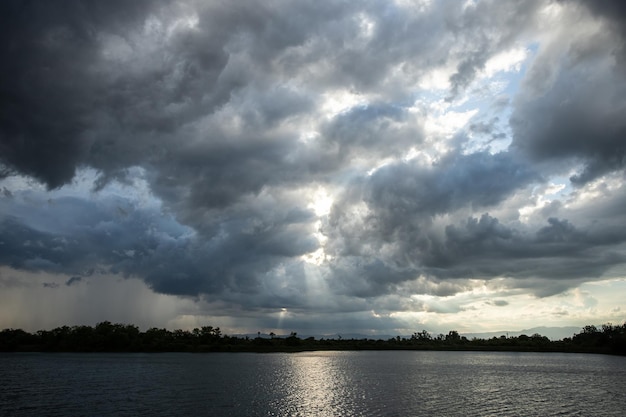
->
1 0 625 333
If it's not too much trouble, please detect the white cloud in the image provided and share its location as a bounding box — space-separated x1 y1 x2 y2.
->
483 47 528 78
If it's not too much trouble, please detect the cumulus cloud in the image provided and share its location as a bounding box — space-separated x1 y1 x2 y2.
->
1 0 626 332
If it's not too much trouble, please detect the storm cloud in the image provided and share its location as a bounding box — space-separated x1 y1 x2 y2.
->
1 0 625 334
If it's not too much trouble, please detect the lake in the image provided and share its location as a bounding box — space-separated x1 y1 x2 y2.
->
1 351 625 416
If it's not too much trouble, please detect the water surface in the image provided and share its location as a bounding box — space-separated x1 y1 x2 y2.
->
1 351 625 416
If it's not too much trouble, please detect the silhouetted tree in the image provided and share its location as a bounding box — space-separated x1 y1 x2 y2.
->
2 320 625 354
411 330 432 342
445 330 461 344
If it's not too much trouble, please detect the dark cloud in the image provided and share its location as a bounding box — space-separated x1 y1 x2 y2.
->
326 190 626 297
0 192 318 298
0 0 529 210
0 0 544 192
422 214 626 292
321 103 422 161
65 276 82 286
365 150 537 217
577 0 626 53
323 150 540 296
512 0 626 185
328 257 417 298
0 0 165 188
1 0 626 331
511 71 626 184
581 0 626 19
325 149 537 258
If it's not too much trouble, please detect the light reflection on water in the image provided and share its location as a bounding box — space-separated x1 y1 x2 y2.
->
1 351 626 416
282 352 364 416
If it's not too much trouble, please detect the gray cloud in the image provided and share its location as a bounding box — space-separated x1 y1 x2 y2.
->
321 103 423 162
325 150 538 260
577 0 626 58
0 0 544 191
326 183 626 298
365 150 537 217
445 0 542 100
0 0 167 188
0 191 319 299
1 0 626 331
511 70 626 184
432 214 626 283
511 0 626 185
321 150 541 297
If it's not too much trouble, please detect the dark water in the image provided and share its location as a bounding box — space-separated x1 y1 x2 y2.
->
1 351 625 416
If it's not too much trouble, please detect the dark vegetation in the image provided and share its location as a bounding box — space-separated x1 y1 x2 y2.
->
1 322 625 355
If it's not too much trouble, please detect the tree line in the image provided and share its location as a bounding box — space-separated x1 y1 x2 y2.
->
1 321 624 355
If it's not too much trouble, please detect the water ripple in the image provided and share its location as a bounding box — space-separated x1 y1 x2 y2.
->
1 351 625 416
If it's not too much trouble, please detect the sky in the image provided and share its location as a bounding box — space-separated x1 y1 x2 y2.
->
1 0 626 337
